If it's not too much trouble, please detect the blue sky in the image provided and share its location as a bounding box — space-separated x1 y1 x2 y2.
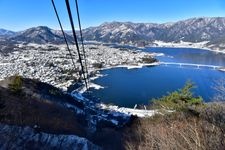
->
0 0 225 31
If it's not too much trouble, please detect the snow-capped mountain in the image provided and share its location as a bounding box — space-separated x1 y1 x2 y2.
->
0 29 15 37
82 17 225 46
1 17 225 47
166 17 225 42
10 26 72 44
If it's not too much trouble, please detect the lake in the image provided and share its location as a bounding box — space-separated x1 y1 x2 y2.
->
87 47 225 108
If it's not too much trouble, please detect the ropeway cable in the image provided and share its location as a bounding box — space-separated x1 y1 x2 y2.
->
65 0 88 89
74 0 89 83
51 0 79 79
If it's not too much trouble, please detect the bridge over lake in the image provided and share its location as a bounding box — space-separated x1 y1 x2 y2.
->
160 62 224 70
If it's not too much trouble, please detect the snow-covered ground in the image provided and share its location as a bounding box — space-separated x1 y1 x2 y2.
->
96 62 160 71
71 90 158 118
153 40 225 54
0 43 155 91
0 43 160 119
99 103 157 117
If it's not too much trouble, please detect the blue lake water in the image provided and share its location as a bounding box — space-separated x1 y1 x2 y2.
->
87 47 225 108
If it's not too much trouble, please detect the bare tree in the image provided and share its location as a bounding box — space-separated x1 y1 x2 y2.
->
212 78 225 101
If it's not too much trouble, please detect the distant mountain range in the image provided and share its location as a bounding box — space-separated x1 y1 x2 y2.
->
1 17 225 49
0 29 15 38
82 17 225 48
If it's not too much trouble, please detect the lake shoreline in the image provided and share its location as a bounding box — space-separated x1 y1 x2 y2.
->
98 40 225 54
72 44 225 116
81 43 225 94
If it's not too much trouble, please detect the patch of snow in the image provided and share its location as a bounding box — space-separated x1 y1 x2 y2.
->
110 119 119 125
71 92 85 101
89 83 104 90
0 124 101 150
99 103 157 118
127 65 143 69
152 52 165 57
219 68 225 72
153 40 225 54
90 74 107 81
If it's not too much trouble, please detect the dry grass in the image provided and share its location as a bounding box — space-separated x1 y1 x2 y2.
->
0 77 87 136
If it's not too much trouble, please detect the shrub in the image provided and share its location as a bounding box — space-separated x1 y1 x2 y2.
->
152 81 203 111
9 75 23 93
92 63 103 68
0 94 5 109
141 57 157 63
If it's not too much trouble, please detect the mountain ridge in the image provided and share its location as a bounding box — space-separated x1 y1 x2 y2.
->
9 26 73 44
1 17 225 50
82 17 225 46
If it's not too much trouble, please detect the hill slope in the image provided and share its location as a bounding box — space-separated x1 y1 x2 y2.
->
0 76 224 149
0 76 132 149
